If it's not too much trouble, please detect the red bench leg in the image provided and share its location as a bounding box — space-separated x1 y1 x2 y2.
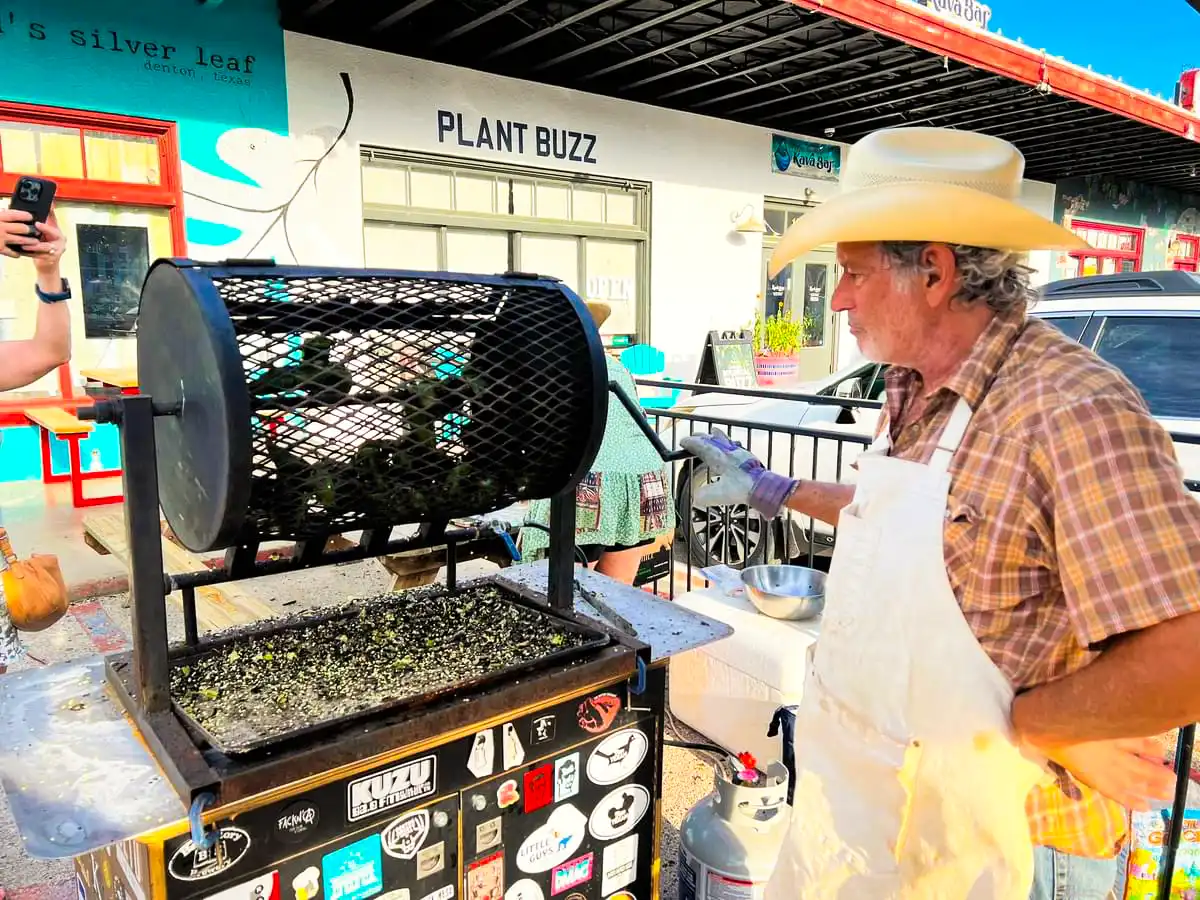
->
38 427 71 485
66 435 123 508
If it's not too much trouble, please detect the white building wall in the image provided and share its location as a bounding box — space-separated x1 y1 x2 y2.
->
283 31 1059 379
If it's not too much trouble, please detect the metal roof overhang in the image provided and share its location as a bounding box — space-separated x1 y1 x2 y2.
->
278 0 1200 191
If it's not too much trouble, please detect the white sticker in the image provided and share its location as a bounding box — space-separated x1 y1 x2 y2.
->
202 871 280 900
503 722 526 770
554 753 580 803
168 827 252 882
293 867 321 900
531 715 556 745
601 835 638 896
586 729 648 786
417 841 446 879
589 784 650 841
420 888 454 900
505 881 544 900
377 892 410 900
476 816 502 854
381 810 430 860
347 756 437 822
515 804 587 874
469 730 496 779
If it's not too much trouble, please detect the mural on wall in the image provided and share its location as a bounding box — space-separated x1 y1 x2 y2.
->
182 72 356 263
1052 174 1200 278
0 0 298 259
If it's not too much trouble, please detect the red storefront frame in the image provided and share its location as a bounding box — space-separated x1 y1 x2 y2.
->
0 101 186 424
1173 233 1199 272
1067 219 1144 277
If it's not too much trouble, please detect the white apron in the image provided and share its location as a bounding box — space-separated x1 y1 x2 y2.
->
764 397 1048 900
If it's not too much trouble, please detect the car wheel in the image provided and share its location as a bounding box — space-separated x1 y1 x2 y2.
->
677 462 773 570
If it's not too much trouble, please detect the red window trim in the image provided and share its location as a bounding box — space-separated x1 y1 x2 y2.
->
0 100 188 410
1068 219 1144 276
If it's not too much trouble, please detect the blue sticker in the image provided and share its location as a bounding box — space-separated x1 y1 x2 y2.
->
322 834 384 900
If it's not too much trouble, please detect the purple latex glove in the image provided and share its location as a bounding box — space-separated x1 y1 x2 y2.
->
679 428 798 519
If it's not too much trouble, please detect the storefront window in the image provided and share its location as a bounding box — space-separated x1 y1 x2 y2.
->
0 122 84 179
1068 220 1143 276
361 153 649 345
77 223 149 338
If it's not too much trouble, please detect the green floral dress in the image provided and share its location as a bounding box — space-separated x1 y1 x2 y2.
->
521 356 675 558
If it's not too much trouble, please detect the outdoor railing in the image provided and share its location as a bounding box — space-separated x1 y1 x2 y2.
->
635 378 1198 899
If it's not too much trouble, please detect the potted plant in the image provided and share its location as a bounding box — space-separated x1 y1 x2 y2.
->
751 310 807 385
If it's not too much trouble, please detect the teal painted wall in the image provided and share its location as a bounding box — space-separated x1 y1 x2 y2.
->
1052 175 1200 279
0 0 289 255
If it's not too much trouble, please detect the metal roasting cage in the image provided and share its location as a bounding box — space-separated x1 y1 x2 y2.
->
136 259 610 553
75 258 685 807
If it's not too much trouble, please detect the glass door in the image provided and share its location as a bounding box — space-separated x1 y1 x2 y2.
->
761 244 838 380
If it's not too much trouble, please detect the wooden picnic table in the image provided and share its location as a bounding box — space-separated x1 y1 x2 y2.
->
79 367 139 393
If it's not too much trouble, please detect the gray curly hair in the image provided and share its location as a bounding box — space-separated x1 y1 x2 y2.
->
879 242 1034 314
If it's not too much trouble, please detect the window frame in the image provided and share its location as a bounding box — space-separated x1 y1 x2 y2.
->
0 100 186 415
1067 219 1144 277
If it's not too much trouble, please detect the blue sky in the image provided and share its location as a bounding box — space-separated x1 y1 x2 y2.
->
986 0 1197 100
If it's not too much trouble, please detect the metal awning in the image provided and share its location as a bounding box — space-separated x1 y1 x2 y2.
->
279 0 1200 191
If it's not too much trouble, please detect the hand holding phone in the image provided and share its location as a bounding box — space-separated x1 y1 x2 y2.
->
3 176 64 266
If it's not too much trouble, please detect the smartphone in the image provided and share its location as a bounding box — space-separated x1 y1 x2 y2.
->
6 176 56 254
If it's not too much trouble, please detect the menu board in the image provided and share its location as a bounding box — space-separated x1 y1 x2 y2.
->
694 331 758 390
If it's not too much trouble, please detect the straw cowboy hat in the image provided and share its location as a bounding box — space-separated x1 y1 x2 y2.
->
767 127 1089 278
586 301 612 328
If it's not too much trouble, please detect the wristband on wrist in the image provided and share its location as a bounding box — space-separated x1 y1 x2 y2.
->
35 278 71 304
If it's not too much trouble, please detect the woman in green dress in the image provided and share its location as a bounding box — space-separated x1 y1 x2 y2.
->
520 302 675 585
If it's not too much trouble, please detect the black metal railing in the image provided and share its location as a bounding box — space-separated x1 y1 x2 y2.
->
632 378 1198 899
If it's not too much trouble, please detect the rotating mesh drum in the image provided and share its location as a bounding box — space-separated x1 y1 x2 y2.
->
136 260 608 553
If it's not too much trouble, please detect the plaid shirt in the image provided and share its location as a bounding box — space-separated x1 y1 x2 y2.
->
882 305 1200 858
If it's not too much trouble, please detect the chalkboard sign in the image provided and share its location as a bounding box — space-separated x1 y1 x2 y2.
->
695 330 759 389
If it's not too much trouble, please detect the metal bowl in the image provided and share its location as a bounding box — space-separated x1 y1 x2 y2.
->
741 565 826 621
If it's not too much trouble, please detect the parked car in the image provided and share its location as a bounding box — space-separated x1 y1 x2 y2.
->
667 270 1200 570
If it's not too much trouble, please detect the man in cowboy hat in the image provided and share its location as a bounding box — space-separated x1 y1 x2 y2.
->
683 127 1200 899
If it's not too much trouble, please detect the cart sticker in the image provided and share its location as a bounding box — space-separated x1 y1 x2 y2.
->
531 715 556 745
515 804 587 874
469 730 496 779
550 854 594 896
347 756 437 823
497 779 520 809
75 874 86 900
524 764 554 814
502 722 526 769
466 850 504 900
278 799 321 843
416 841 446 879
589 785 650 841
476 817 502 854
376 892 409 900
433 810 450 829
419 888 453 900
322 835 384 900
293 868 321 900
168 826 252 882
200 871 280 900
576 693 621 735
600 835 638 896
381 810 430 860
504 881 543 900
607 893 635 900
554 753 580 803
586 729 648 786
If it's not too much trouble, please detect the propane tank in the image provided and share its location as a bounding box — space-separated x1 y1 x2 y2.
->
678 760 790 900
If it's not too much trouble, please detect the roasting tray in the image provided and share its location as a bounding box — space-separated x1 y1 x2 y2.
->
167 579 613 755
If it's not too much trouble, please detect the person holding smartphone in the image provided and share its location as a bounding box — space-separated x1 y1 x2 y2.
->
0 203 71 676
0 205 71 391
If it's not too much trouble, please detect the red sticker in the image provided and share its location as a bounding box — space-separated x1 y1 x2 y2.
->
577 692 621 735
523 764 554 814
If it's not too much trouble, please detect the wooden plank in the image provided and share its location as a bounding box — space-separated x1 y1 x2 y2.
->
82 512 276 631
25 407 93 435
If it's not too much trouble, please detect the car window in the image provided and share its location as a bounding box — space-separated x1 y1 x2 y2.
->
1092 316 1200 419
1037 314 1091 343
